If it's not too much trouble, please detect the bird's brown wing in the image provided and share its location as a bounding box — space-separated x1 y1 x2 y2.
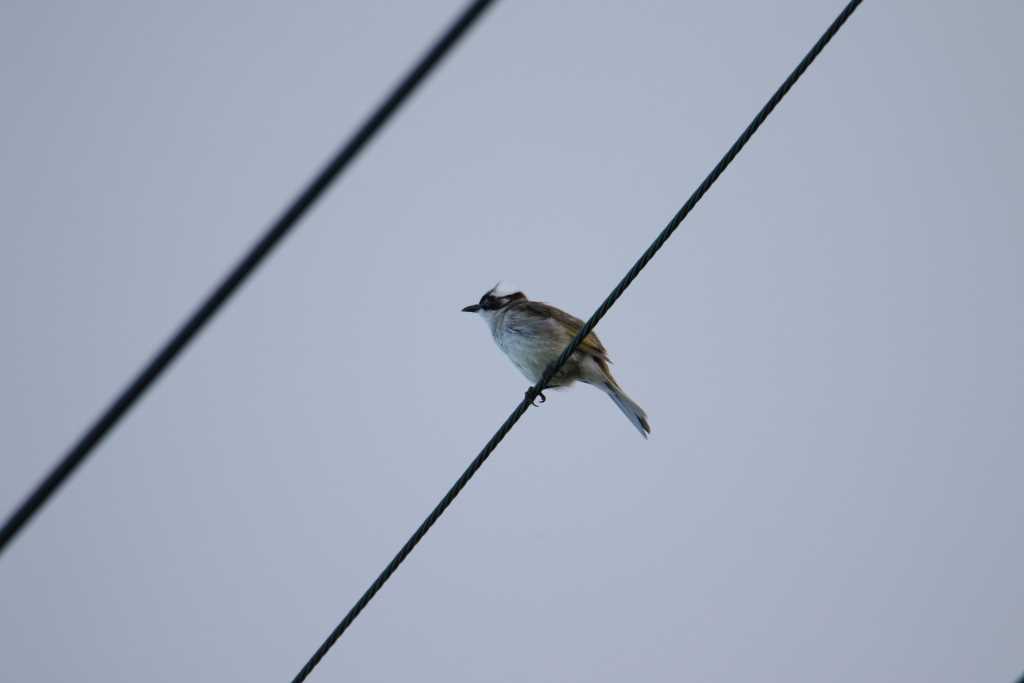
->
516 300 610 363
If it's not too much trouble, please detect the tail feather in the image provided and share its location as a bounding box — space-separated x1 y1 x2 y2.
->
600 381 651 439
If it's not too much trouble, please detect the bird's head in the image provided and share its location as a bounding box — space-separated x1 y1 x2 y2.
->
462 284 526 315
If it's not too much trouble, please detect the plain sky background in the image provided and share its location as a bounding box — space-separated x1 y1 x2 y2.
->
2 1 1022 681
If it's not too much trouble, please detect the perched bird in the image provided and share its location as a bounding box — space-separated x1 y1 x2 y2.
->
462 285 651 438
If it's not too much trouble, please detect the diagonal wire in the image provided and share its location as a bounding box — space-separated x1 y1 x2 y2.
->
290 0 863 680
0 0 497 557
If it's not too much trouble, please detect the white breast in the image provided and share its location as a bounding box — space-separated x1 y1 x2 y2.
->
484 308 558 384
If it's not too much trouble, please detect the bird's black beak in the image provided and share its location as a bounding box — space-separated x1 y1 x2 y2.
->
462 304 481 313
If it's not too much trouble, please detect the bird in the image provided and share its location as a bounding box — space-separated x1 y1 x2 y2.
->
462 285 651 438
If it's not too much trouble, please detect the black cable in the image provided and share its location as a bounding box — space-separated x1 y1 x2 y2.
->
0 0 497 557
290 0 863 680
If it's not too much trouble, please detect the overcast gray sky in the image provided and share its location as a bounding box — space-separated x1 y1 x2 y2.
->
2 1 1022 681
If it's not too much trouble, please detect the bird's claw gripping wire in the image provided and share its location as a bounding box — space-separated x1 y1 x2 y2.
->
527 363 560 406
526 388 547 407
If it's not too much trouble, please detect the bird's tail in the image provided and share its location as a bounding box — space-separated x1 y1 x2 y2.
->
599 379 651 439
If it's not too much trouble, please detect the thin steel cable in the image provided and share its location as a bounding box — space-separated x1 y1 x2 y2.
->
290 0 863 680
0 0 497 557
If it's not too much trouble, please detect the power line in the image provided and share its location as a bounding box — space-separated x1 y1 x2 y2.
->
289 0 864 680
0 0 497 557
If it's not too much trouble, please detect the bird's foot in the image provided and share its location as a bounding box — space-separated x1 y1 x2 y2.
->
526 388 547 407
